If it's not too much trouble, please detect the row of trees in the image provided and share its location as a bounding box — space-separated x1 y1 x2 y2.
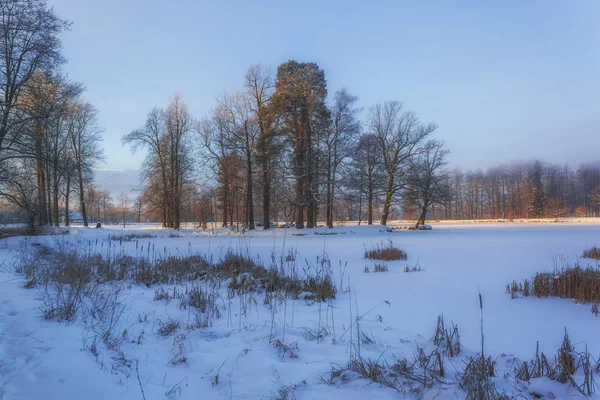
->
127 62 445 229
128 73 600 228
0 0 104 228
437 161 600 220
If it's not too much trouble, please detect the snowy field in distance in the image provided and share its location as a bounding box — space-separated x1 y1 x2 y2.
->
1 222 600 399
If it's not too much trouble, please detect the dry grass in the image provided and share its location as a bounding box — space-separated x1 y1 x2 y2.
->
508 264 600 312
364 240 407 261
512 330 597 396
373 263 388 273
158 318 180 336
583 247 600 260
108 233 156 242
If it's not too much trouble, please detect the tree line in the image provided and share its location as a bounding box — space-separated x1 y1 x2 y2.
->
0 0 104 229
3 1 599 231
124 62 445 230
126 62 600 228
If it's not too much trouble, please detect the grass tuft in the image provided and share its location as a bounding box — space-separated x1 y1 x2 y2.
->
364 240 407 261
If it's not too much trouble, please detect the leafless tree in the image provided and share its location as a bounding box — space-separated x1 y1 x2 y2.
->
0 0 69 196
117 191 130 228
324 88 360 228
123 93 193 230
66 100 103 227
405 139 450 227
245 64 276 229
218 92 259 229
369 101 436 225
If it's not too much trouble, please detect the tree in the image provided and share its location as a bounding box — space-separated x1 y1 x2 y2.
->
405 140 450 227
351 134 383 224
199 107 235 228
123 93 193 229
529 160 546 218
133 195 143 223
218 92 259 229
117 191 130 228
272 60 329 229
0 0 68 162
369 101 435 225
324 89 361 228
66 100 103 227
246 64 276 229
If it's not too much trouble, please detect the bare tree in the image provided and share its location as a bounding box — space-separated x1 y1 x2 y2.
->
245 64 276 229
0 0 68 158
324 88 360 228
218 92 259 229
123 93 193 229
117 191 130 228
352 133 382 225
405 139 450 227
369 101 436 225
66 100 104 227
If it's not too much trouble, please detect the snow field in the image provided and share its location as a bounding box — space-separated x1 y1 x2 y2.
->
1 223 600 399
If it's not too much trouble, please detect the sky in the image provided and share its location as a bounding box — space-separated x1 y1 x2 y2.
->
49 0 600 172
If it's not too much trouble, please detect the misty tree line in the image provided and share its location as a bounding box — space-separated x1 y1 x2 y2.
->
435 161 600 220
0 0 105 229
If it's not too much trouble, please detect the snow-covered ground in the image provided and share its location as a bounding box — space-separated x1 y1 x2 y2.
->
1 223 599 399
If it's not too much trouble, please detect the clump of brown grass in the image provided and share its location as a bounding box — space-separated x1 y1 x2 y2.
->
583 247 600 260
507 264 600 313
512 330 596 396
364 239 407 261
158 318 180 337
108 233 156 242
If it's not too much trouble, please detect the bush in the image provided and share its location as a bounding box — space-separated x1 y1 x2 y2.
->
508 263 600 316
583 247 600 260
364 240 407 261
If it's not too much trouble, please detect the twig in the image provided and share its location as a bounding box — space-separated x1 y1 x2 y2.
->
136 359 147 400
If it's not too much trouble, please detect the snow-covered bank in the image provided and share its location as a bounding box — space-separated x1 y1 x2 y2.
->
1 223 600 399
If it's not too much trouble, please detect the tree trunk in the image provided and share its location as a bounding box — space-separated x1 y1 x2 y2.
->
380 174 395 226
36 144 47 226
65 175 71 226
246 156 255 230
262 157 270 230
76 163 88 227
416 199 429 228
367 174 373 225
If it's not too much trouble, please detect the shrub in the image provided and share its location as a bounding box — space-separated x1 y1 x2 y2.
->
158 319 180 336
583 247 600 260
373 263 388 273
364 240 407 261
108 233 156 242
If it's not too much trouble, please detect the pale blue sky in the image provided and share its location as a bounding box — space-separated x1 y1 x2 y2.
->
50 0 600 171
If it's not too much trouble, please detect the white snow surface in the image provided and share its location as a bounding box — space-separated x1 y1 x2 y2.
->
1 223 599 399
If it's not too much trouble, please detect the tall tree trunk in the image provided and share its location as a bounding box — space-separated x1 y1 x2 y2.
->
36 133 48 226
416 199 429 228
380 174 395 226
294 119 305 229
367 173 373 225
262 157 270 229
65 175 71 226
52 174 59 227
246 151 255 230
45 162 53 226
76 163 88 227
222 179 228 228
